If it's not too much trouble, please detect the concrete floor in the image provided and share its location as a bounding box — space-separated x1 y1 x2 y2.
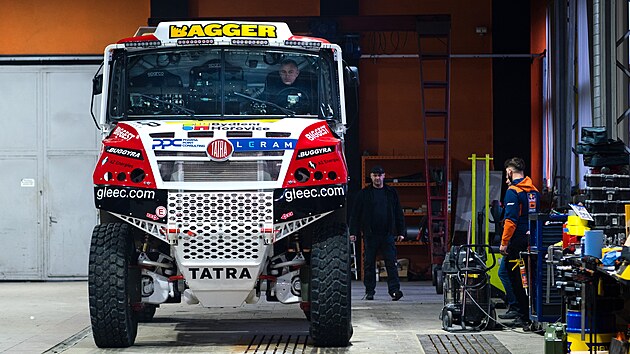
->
0 280 544 353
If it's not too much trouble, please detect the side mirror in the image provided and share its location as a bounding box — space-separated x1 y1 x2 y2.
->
92 74 103 95
344 66 359 87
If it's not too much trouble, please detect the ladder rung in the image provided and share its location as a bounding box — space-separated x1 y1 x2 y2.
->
426 138 447 144
420 53 449 60
423 81 448 88
425 110 448 117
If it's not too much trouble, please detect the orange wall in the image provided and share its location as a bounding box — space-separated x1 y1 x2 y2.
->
358 0 493 174
1 0 494 175
530 0 547 189
193 0 319 17
0 1 150 55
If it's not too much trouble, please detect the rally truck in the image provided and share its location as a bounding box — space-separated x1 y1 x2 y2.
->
88 21 356 348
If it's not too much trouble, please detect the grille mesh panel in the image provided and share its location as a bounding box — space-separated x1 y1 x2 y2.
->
159 160 282 182
169 191 273 260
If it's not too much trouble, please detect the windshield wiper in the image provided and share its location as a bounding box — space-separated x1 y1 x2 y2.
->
133 93 196 118
233 92 296 117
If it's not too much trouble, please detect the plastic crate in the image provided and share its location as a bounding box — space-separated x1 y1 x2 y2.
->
584 174 630 188
586 187 630 200
584 200 630 213
592 213 626 227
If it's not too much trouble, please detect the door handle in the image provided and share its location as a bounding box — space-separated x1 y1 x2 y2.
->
49 216 58 224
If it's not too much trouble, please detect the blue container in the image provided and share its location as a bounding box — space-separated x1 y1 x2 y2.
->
566 310 616 333
583 230 604 258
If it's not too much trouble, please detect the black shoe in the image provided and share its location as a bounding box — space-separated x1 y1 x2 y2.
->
504 317 530 328
365 293 374 300
498 310 520 320
391 291 403 301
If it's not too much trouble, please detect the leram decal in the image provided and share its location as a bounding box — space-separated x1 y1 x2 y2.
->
230 139 296 151
169 23 277 39
295 145 335 160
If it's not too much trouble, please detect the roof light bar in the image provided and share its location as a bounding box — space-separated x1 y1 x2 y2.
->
118 34 161 48
284 40 322 48
177 38 215 46
124 41 161 48
231 39 269 46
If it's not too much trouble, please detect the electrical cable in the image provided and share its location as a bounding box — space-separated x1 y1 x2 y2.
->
462 287 546 334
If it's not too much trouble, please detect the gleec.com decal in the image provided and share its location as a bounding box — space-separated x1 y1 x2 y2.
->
296 145 335 160
273 184 346 222
95 186 156 200
94 185 168 223
281 185 345 202
105 146 143 160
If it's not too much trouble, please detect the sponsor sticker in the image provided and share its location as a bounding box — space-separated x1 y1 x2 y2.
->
281 185 345 203
183 122 271 131
95 186 157 201
152 138 205 150
280 211 294 220
304 125 330 141
231 138 296 151
105 146 144 160
189 267 252 279
295 145 335 160
155 206 167 218
112 126 136 141
169 23 278 39
207 139 234 161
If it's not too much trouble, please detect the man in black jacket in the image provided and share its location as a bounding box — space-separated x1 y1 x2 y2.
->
350 165 405 301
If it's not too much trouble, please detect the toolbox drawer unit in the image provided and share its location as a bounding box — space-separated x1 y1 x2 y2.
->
528 213 566 323
584 174 630 188
584 173 629 244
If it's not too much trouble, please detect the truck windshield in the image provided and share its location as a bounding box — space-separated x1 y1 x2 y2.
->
107 47 338 120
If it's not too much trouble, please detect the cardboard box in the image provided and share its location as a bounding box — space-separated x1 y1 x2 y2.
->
378 258 409 279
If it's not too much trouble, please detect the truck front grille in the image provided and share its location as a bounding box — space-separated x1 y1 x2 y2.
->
168 191 273 260
158 160 283 182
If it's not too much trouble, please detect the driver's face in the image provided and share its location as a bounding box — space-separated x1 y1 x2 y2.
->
279 64 299 85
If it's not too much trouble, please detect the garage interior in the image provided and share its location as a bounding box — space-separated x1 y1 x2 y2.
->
2 0 630 353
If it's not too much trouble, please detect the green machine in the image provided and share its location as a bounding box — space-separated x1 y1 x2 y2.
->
468 154 505 296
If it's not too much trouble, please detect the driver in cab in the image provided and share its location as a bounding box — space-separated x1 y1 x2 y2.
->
264 59 313 114
279 59 300 86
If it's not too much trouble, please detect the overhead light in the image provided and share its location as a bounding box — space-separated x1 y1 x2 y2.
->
475 26 488 36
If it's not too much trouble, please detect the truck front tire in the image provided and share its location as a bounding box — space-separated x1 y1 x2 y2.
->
88 223 140 348
309 222 353 347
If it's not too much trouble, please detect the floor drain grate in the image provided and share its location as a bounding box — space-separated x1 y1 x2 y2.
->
417 334 511 354
244 334 310 353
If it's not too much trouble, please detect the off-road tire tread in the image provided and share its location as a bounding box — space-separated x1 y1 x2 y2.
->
88 223 138 348
137 304 157 322
310 222 352 347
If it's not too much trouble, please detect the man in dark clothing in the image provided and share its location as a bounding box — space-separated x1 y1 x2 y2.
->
349 165 405 301
499 157 540 327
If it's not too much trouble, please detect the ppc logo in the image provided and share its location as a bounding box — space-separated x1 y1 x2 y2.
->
152 138 182 150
